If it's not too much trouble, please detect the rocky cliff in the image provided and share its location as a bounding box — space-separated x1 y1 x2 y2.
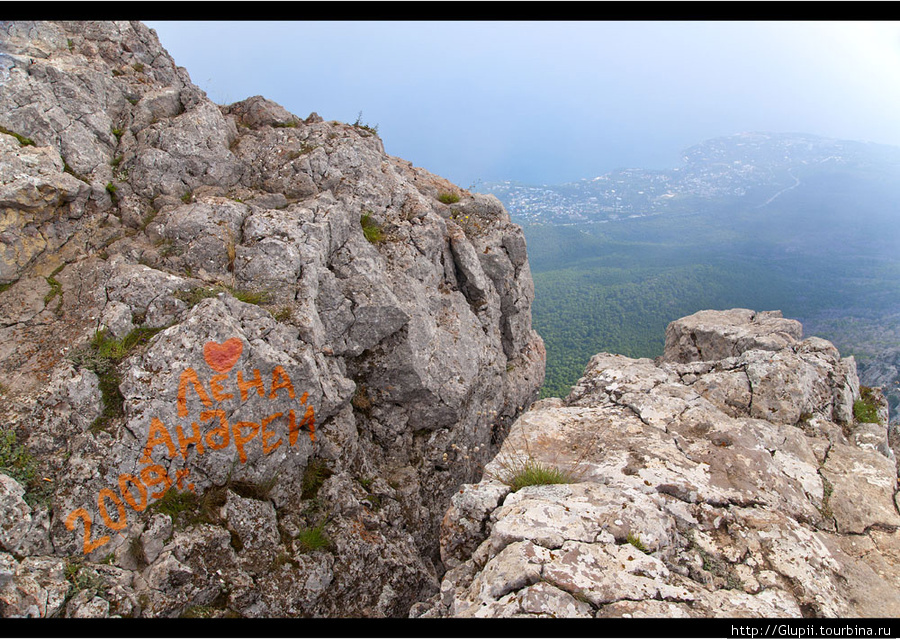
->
2 21 898 622
0 21 544 617
414 309 900 618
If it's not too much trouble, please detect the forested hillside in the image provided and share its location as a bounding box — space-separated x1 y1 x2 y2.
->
480 133 900 418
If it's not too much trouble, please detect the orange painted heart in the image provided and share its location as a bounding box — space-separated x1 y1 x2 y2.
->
203 338 244 373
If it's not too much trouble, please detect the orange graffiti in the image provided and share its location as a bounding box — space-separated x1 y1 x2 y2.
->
65 508 110 554
203 337 244 373
260 412 284 454
237 368 265 402
118 474 147 512
140 417 177 463
209 373 234 402
177 368 213 417
175 421 205 459
67 338 319 554
97 488 128 531
232 420 261 463
140 463 173 499
289 404 316 445
65 466 175 554
173 467 193 491
269 365 296 399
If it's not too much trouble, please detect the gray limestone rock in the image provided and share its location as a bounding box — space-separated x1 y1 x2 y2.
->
664 308 803 363
423 310 900 618
0 554 69 618
0 475 32 553
820 443 900 534
0 19 543 618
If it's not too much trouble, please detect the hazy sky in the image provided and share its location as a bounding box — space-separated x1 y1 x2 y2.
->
146 20 900 188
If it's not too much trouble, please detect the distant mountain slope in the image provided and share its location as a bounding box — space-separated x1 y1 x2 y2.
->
476 132 900 421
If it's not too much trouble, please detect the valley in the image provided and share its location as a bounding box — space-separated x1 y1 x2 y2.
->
476 132 900 420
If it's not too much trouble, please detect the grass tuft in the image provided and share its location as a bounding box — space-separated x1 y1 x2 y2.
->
0 125 35 147
231 288 271 305
44 263 65 310
360 212 384 244
853 386 881 424
296 520 331 553
174 286 221 308
352 111 379 136
301 459 332 500
485 426 592 493
626 531 648 553
147 488 200 525
228 477 277 501
69 326 164 432
500 458 574 492
0 428 41 503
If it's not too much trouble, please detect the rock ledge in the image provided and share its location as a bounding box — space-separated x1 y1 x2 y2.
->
416 309 900 618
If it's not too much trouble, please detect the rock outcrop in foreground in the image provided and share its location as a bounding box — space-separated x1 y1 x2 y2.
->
0 21 543 617
416 309 900 618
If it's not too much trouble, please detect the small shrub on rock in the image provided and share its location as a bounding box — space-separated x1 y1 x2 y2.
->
853 386 881 424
